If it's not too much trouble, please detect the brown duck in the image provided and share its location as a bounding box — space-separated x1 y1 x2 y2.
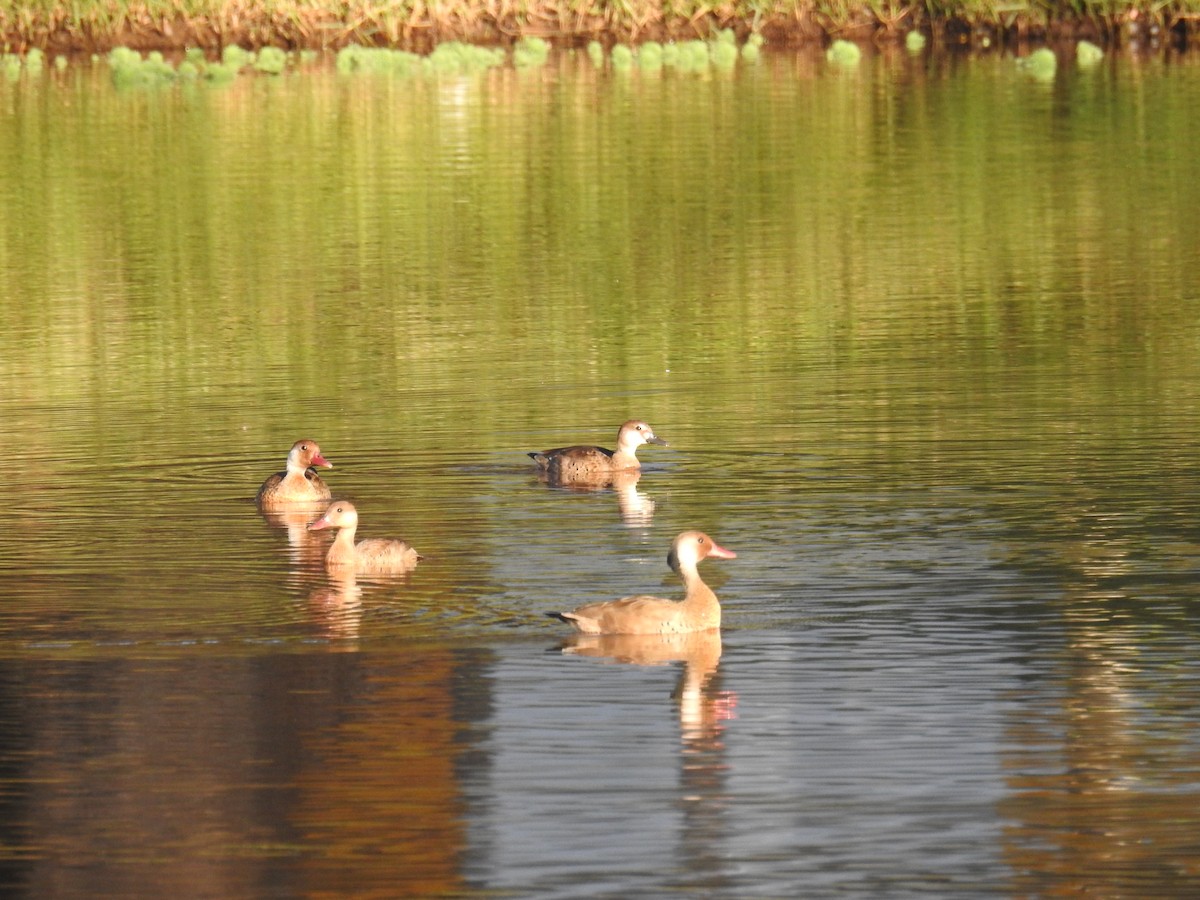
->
257 439 333 506
549 531 736 635
307 500 422 573
529 419 667 482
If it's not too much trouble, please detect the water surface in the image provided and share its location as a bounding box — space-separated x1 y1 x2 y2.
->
1 48 1199 897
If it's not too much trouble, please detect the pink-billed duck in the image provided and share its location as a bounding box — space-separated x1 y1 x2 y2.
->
548 531 736 635
307 500 422 573
529 419 667 482
257 439 333 506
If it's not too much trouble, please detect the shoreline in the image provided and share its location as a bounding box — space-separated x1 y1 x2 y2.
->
2 4 1197 57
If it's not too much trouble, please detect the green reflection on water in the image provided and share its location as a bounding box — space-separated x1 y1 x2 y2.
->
0 52 1198 637
2 55 1197 418
3 53 1200 900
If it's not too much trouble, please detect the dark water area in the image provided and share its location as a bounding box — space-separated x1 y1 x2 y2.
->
1 50 1199 896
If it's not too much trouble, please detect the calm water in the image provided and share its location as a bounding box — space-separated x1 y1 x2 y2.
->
2 48 1200 897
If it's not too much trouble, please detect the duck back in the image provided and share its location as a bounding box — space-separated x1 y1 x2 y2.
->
530 445 616 480
257 469 331 505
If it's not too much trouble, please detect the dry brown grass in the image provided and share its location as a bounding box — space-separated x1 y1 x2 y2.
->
2 0 1198 53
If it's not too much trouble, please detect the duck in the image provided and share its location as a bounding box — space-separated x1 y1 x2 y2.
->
257 439 333 506
529 419 667 482
307 500 422 573
548 531 736 635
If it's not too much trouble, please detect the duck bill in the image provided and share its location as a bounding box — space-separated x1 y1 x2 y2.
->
647 437 668 446
307 516 331 532
708 543 737 559
311 454 333 469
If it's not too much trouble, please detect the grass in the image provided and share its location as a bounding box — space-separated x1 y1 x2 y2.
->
1 0 1198 54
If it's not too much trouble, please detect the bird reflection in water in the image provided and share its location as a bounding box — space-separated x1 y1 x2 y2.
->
558 630 733 734
534 468 656 527
305 570 364 641
557 630 736 885
261 505 373 642
259 502 331 573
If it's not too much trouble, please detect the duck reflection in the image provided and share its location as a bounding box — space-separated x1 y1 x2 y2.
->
259 502 330 572
535 469 656 527
558 630 735 884
612 470 656 527
305 570 363 641
560 629 732 740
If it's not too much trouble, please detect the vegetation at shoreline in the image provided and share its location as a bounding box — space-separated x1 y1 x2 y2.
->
1 31 784 85
0 28 1121 88
1 0 1198 56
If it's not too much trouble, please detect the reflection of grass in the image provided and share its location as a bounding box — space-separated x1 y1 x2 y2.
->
1 46 1196 528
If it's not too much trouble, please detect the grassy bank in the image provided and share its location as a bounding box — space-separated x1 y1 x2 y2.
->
1 0 1197 55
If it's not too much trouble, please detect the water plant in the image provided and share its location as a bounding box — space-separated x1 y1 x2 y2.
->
610 44 634 71
1076 40 1104 68
826 39 862 67
710 37 739 70
1019 47 1057 81
587 41 605 68
254 45 288 74
222 44 255 72
108 46 178 87
741 33 765 62
513 36 550 68
334 42 502 77
336 44 421 75
203 61 240 84
1 54 20 81
906 30 927 52
638 40 663 71
428 42 505 74
676 39 710 73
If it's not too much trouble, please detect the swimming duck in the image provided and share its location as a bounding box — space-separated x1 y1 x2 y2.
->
548 531 736 635
307 500 422 573
257 439 333 506
529 419 667 481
